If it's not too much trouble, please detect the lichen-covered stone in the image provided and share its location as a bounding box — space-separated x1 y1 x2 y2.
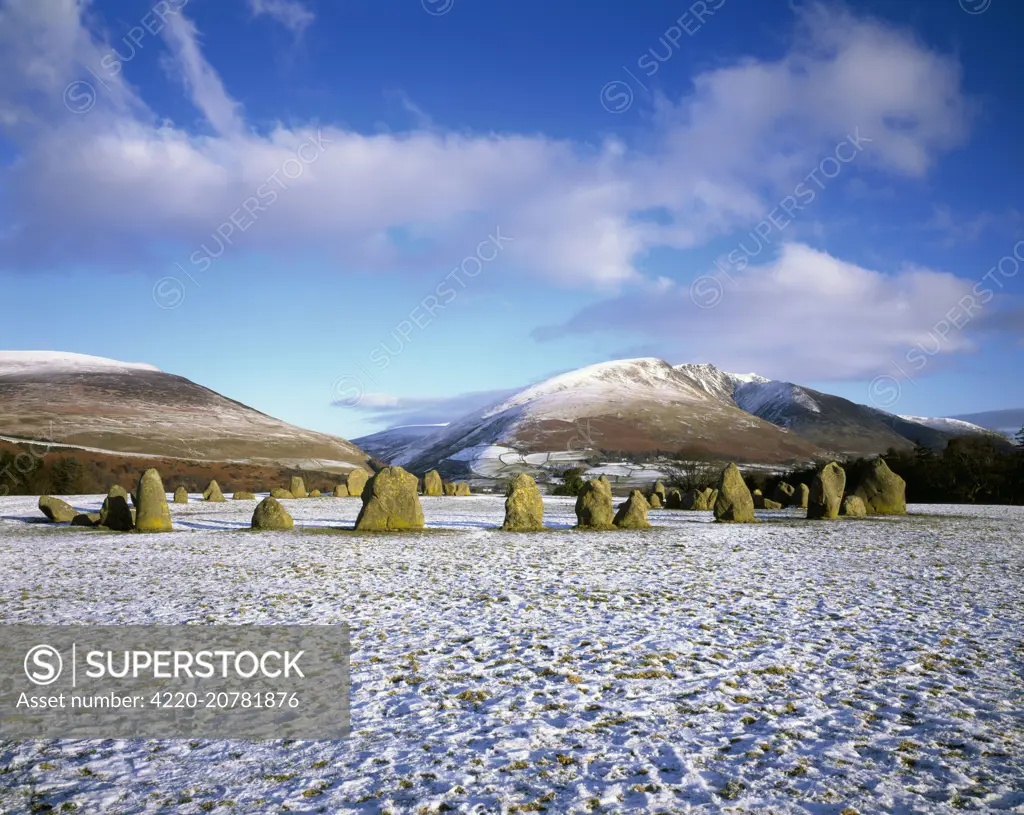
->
455 482 471 496
647 492 662 509
444 482 457 496
39 495 77 523
333 484 349 497
108 484 128 501
233 491 256 500
762 498 783 510
753 491 766 509
99 495 134 531
651 480 666 502
289 476 307 499
666 489 683 509
851 458 907 515
575 478 614 529
309 489 322 497
135 468 173 532
251 496 294 531
713 463 756 523
173 487 189 504
614 490 651 529
354 466 425 531
271 488 294 500
773 482 795 507
808 462 846 520
501 473 544 531
72 512 100 527
203 480 226 502
423 470 443 497
794 483 810 509
346 469 369 499
840 495 868 517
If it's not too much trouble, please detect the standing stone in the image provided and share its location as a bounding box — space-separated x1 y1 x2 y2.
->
173 487 189 504
444 482 457 496
773 482 796 507
354 466 425 531
309 489 322 498
289 476 308 499
72 513 100 527
575 478 614 529
614 490 652 529
271 488 294 500
455 482 471 496
762 498 783 510
99 495 134 531
108 485 128 501
251 496 295 531
346 469 369 499
651 480 666 502
423 470 444 497
666 489 683 509
39 496 77 523
752 490 766 509
501 473 544 531
233 491 256 500
333 484 349 497
840 495 868 517
713 463 756 523
851 459 907 515
794 483 810 509
648 492 662 509
203 480 226 502
135 468 173 532
808 462 846 520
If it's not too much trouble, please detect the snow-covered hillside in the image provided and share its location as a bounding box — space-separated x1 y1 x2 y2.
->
0 351 160 375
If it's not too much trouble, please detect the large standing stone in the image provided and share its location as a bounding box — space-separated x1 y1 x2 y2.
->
648 492 663 509
752 489 766 509
271 488 294 499
501 473 544 531
840 495 868 517
135 468 173 532
203 480 226 502
773 482 796 507
651 480 666 502
251 496 295 531
713 463 756 523
354 466 425 531
333 484 349 497
173 487 189 504
108 485 128 501
614 490 652 529
794 483 810 509
666 489 683 509
39 496 77 523
807 462 846 520
444 482 457 496
423 470 443 497
99 495 134 531
575 478 614 529
346 469 369 499
851 459 907 515
455 482 471 496
289 476 308 499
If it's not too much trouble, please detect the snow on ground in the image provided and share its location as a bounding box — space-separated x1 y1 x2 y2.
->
0 351 160 375
1 496 1022 813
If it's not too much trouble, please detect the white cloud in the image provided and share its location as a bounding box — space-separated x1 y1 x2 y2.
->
0 1 971 287
246 0 314 36
535 243 986 381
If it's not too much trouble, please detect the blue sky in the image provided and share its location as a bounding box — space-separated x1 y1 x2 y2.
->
0 0 1022 441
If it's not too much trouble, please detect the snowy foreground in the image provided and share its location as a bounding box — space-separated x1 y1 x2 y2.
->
1 495 1022 814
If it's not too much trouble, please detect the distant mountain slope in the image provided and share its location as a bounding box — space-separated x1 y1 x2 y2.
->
950 409 1024 439
0 351 370 472
391 358 825 478
354 424 449 461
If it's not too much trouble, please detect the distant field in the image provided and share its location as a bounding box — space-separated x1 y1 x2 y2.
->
1 497 1022 813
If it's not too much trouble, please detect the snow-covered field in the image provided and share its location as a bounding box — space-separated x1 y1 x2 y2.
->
1 495 1022 813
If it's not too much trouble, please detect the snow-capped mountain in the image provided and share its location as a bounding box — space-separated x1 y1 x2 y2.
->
354 424 449 461
366 358 1004 477
387 358 824 479
900 415 1004 437
0 351 370 471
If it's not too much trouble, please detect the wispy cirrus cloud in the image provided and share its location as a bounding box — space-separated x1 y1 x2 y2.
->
0 1 970 291
246 0 314 36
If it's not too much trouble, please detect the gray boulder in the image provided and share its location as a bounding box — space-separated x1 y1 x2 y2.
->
501 473 544 531
713 463 756 523
575 478 614 529
251 496 295 531
423 470 443 497
808 462 846 520
614 490 652 529
840 494 868 517
851 459 907 515
354 466 425 531
39 496 77 523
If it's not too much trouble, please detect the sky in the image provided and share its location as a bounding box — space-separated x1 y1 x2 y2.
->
0 0 1022 441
